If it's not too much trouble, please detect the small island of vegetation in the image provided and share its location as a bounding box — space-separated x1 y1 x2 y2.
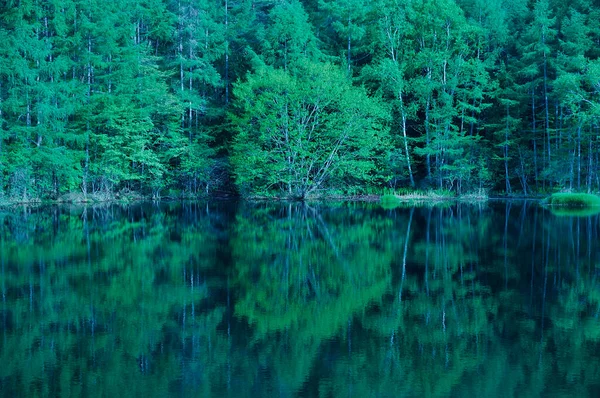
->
541 192 600 216
542 192 600 207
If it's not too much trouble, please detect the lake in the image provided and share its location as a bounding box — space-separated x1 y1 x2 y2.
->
1 201 600 397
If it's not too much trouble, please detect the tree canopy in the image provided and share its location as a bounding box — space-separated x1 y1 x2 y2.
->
1 0 600 200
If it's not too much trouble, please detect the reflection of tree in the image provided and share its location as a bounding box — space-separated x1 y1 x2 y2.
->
2 202 600 396
230 203 395 394
311 204 600 397
0 203 228 397
537 211 600 396
313 205 497 397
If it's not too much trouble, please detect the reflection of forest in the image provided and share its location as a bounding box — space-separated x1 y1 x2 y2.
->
1 202 600 397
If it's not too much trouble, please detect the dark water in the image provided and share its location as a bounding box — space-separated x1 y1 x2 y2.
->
1 201 600 397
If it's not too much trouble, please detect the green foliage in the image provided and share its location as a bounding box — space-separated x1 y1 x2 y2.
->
543 192 600 207
1 0 600 200
230 62 389 198
380 193 401 206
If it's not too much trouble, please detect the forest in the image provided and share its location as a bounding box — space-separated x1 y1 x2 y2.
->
0 0 599 201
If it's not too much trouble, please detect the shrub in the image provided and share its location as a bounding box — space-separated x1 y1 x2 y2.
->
543 193 600 207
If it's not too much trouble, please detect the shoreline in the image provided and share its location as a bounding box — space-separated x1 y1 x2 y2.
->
0 192 551 208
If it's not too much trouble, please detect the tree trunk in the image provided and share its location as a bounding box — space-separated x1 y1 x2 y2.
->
505 104 511 194
347 14 352 75
425 96 431 178
577 124 582 190
531 87 538 191
399 91 414 187
518 148 528 195
588 133 593 193
543 42 551 187
224 0 229 105
0 81 3 156
179 0 185 126
569 130 574 190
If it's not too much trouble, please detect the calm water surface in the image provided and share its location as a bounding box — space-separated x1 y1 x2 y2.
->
1 201 600 397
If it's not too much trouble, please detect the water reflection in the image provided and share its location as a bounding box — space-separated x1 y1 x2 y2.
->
1 201 600 397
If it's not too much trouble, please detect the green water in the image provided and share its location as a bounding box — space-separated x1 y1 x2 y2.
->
1 201 600 397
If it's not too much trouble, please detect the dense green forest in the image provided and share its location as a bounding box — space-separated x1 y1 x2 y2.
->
0 0 599 201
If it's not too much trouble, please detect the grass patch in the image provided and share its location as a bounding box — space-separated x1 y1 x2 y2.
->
395 189 454 200
381 199 454 210
458 190 489 202
542 192 600 207
380 189 487 209
381 193 401 203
